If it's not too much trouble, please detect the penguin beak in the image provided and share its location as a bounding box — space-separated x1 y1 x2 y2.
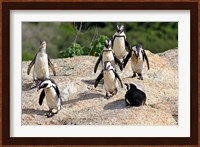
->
37 86 42 92
37 83 46 91
134 51 139 58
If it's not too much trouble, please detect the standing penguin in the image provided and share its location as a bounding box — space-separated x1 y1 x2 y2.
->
38 79 62 117
111 25 131 60
94 61 123 99
123 43 150 80
124 83 146 106
27 40 56 88
94 39 123 73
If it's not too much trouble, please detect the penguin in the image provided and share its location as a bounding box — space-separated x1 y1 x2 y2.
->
111 25 131 60
123 43 150 80
94 61 123 99
94 39 123 73
38 79 62 117
124 83 146 106
27 40 56 88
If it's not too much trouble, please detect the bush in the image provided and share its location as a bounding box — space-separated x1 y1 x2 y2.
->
89 35 108 56
59 43 84 58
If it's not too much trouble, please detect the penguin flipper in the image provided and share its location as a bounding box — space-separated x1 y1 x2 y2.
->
125 38 131 51
142 50 150 70
48 57 56 76
114 71 123 88
110 36 114 46
114 55 123 71
94 54 102 73
39 89 45 105
94 71 103 88
123 50 132 68
27 55 36 75
50 79 60 97
54 85 61 98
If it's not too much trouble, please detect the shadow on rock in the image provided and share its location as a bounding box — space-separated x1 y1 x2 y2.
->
22 82 34 91
81 79 103 85
22 108 45 116
63 92 104 105
103 99 127 110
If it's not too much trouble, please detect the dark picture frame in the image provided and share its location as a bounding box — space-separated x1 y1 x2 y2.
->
2 1 198 146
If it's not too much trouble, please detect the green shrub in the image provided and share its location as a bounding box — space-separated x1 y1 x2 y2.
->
89 35 108 56
59 43 84 58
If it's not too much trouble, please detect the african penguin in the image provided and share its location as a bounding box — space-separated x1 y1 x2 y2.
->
125 83 146 106
123 43 150 80
27 40 56 88
94 39 123 73
111 25 131 60
38 79 61 117
94 61 123 99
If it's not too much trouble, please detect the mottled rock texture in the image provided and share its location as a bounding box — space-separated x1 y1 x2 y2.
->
22 49 178 125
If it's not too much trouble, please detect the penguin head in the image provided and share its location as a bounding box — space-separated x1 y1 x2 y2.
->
132 43 142 58
39 40 47 49
104 61 114 71
125 83 137 91
38 79 56 90
116 25 124 34
104 39 112 49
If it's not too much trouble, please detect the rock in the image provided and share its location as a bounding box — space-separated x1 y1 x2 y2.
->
22 49 178 125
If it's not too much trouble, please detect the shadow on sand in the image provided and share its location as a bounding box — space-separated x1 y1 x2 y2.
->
103 99 128 110
62 92 104 105
22 108 46 116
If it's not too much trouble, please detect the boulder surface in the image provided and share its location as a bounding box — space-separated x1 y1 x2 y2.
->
22 49 178 125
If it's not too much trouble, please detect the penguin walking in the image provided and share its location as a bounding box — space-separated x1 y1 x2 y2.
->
111 25 131 60
38 79 62 117
123 43 150 80
27 40 56 88
124 83 146 106
94 61 123 99
94 39 123 73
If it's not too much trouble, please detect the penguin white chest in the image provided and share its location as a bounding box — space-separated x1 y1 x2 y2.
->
34 53 49 80
113 37 126 59
45 87 58 110
103 71 118 92
102 52 115 67
131 54 144 73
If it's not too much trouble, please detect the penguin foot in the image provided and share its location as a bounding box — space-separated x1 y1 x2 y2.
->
132 73 136 78
137 73 143 80
112 89 118 96
138 76 143 80
104 93 111 99
45 111 54 118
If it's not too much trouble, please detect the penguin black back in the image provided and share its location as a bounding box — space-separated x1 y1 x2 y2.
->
125 83 146 106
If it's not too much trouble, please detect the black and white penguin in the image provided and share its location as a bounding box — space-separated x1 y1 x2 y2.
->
38 79 62 117
124 83 146 106
123 43 150 80
94 61 123 99
94 39 123 73
27 40 56 88
111 25 131 60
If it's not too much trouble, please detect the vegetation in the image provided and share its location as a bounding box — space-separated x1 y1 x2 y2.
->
22 22 178 61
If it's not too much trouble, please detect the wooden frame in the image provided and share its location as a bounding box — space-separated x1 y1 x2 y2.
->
1 1 198 146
